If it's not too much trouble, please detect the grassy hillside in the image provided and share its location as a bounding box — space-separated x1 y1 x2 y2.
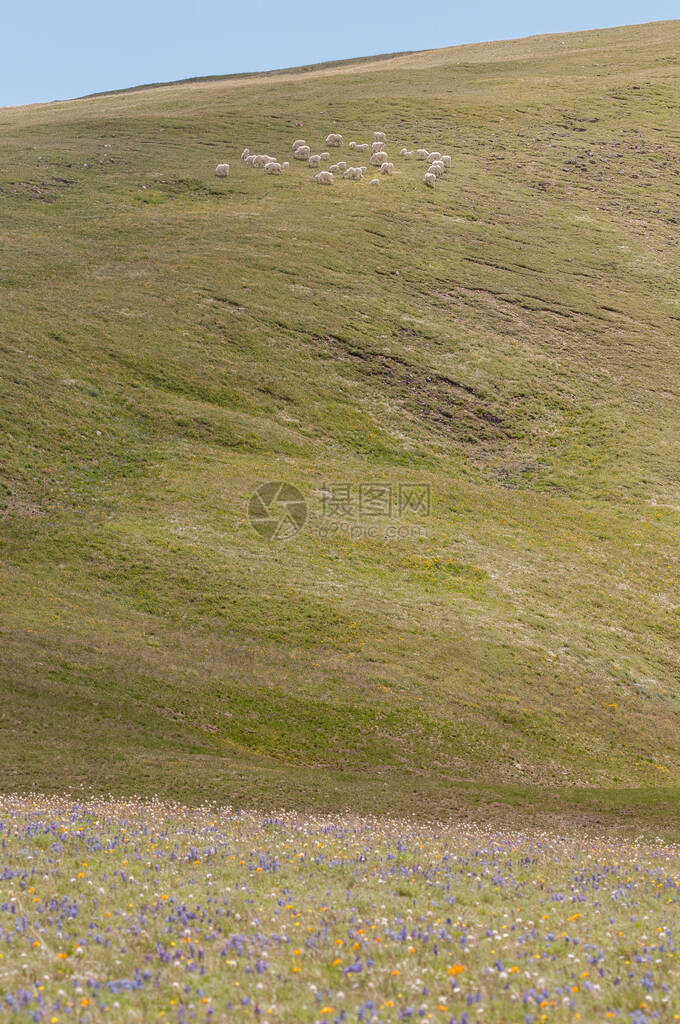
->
2 20 680 833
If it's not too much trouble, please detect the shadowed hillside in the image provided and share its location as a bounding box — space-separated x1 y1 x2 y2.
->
2 20 680 833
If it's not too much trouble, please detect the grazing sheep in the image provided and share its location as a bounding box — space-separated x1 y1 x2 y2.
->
416 149 429 160
348 141 356 149
308 154 321 167
441 154 451 168
424 172 436 188
325 133 343 147
373 131 386 142
320 152 330 161
241 148 250 161
293 145 311 160
402 150 414 159
369 178 380 185
245 155 255 166
329 160 347 173
427 151 441 162
429 161 445 176
372 141 386 154
342 166 363 180
264 161 282 174
281 161 290 170
292 139 306 151
379 161 394 175
354 143 369 153
314 170 334 184
251 154 271 168
215 163 230 177
370 151 388 166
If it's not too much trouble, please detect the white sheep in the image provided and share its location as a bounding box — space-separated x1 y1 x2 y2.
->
373 131 386 142
371 141 386 154
293 145 311 160
441 154 451 168
241 148 250 161
379 161 394 175
342 166 363 180
348 141 356 149
264 161 282 174
424 172 436 188
370 151 388 166
427 151 441 161
325 133 343 147
328 160 347 173
320 151 330 161
402 150 414 159
429 161 445 176
292 139 306 151
308 154 321 167
369 178 380 185
245 155 255 166
281 161 290 170
251 154 270 168
314 170 334 184
354 143 369 153
215 163 230 177
416 149 429 160
359 166 367 173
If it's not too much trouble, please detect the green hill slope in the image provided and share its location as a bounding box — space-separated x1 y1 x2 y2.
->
2 20 680 832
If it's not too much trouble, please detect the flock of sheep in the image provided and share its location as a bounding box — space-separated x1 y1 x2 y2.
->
214 130 451 188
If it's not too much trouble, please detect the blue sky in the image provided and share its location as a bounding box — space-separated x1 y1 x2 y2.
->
2 0 677 108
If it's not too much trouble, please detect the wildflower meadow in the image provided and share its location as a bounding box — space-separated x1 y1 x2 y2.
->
0 796 679 1022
